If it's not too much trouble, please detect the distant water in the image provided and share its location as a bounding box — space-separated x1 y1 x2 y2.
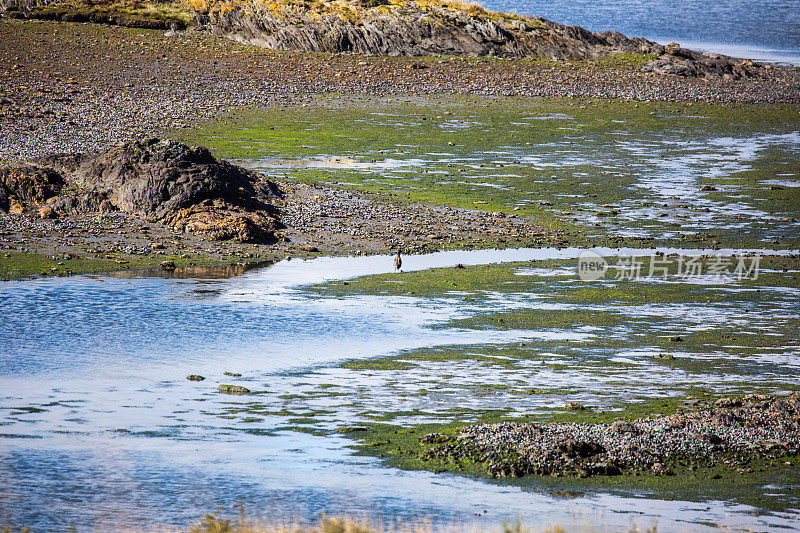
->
479 0 800 65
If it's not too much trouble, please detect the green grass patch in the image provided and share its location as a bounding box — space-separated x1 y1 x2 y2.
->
0 250 242 280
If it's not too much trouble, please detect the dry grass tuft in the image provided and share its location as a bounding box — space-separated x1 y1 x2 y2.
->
179 509 650 533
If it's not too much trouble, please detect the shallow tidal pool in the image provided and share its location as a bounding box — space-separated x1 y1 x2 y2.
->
1 247 799 531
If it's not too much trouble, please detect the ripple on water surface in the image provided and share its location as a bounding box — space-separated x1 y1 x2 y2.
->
1 247 799 530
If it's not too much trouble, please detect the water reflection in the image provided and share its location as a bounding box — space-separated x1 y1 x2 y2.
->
1 248 798 531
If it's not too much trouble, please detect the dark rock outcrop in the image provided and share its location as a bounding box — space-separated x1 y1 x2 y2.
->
0 139 284 243
200 1 761 78
0 164 65 214
641 42 758 79
203 2 653 60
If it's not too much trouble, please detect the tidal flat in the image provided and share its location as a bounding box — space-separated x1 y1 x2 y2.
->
1 4 800 529
2 90 799 531
303 255 799 501
178 95 800 250
4 248 797 530
171 96 800 527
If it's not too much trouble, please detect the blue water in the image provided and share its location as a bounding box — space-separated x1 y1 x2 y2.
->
2 248 800 531
479 0 800 65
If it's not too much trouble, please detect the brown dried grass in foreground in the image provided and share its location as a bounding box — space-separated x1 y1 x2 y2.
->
179 510 654 533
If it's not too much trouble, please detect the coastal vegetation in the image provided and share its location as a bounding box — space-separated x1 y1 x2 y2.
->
1 0 195 26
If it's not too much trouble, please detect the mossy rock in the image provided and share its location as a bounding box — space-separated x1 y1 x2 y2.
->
219 384 251 394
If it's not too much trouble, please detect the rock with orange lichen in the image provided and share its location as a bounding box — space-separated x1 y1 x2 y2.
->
165 202 281 243
200 0 761 78
0 163 65 214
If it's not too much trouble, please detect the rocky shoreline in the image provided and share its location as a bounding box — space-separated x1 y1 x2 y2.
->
418 393 800 479
204 0 762 79
4 0 776 80
1 18 799 276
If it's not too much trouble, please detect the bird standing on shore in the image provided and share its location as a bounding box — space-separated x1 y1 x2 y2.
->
393 249 402 272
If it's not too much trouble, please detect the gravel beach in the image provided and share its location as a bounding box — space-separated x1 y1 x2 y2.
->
2 18 799 273
2 19 800 161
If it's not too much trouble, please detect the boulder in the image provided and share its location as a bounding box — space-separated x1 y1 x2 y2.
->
61 139 283 242
0 164 64 213
640 48 757 78
420 432 456 444
0 139 284 244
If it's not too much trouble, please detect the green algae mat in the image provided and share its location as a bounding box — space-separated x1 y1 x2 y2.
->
176 95 800 249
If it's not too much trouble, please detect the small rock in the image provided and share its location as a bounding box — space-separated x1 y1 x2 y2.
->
651 462 675 475
699 185 717 191
160 260 176 270
714 397 743 408
565 402 585 411
336 426 368 433
667 416 686 429
99 199 116 214
669 336 684 342
610 420 638 434
223 371 242 377
186 374 205 381
218 384 251 394
9 199 25 214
